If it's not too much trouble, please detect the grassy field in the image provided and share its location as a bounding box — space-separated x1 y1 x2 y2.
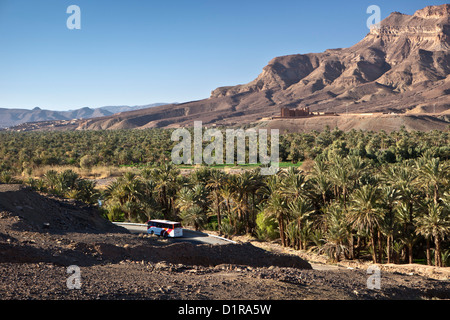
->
176 162 303 170
19 162 303 182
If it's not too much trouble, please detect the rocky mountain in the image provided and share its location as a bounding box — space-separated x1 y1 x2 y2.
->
212 7 450 110
0 107 112 129
75 4 450 132
8 5 450 132
0 103 169 129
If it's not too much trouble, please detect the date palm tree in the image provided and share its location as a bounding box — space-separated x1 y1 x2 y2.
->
151 163 180 219
43 170 59 193
320 202 349 262
179 204 207 231
347 155 367 186
309 171 331 206
415 157 449 204
219 184 233 216
264 193 288 247
206 169 226 233
415 202 450 267
104 172 145 221
347 184 383 263
176 184 208 214
74 179 100 205
379 185 401 264
55 170 75 195
386 164 419 224
384 164 420 263
228 171 263 234
395 202 418 264
218 184 239 234
122 200 140 222
280 167 308 201
287 198 314 250
329 156 351 205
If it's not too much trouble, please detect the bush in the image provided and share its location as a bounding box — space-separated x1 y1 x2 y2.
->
219 218 235 238
255 211 279 241
106 204 125 222
179 205 207 231
0 171 14 184
80 155 96 170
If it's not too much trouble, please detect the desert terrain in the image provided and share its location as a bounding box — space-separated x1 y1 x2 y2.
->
0 184 448 301
260 113 450 133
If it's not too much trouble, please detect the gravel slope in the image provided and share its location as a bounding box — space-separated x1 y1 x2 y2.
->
0 184 448 300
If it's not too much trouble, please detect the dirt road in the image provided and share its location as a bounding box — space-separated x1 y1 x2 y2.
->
115 222 234 246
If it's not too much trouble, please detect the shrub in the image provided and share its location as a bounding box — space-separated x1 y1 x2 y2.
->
80 155 96 170
255 211 279 241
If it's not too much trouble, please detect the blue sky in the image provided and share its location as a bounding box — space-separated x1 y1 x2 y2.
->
0 0 447 110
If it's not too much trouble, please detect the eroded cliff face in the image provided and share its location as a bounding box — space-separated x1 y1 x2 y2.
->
414 4 450 19
212 5 450 101
367 8 450 54
364 7 450 91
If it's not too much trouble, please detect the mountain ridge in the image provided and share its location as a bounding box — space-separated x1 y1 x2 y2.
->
6 4 450 133
74 4 449 132
0 103 170 129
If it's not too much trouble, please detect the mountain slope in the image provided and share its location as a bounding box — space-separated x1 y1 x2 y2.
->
0 104 170 129
7 4 450 132
0 107 110 128
77 4 450 132
97 103 171 114
210 4 450 113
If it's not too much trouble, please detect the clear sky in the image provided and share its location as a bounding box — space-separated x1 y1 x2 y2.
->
0 0 448 110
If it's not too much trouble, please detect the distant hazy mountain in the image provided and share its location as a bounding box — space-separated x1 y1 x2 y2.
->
97 103 170 114
0 103 170 128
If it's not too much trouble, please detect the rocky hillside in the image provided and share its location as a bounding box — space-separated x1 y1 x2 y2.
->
74 5 450 132
211 5 450 113
8 5 450 132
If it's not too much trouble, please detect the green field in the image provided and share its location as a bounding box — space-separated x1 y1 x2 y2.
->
176 162 302 170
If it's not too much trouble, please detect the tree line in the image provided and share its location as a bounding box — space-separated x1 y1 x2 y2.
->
96 153 449 267
0 126 449 174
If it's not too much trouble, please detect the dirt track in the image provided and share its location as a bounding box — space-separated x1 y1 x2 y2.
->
0 185 448 300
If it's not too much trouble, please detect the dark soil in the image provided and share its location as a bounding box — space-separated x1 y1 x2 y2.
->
0 185 448 300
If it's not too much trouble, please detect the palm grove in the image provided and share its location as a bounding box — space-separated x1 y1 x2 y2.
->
0 127 449 266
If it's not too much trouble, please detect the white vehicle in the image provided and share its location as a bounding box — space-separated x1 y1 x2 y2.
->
147 219 183 238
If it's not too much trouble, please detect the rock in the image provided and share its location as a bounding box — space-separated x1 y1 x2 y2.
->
154 261 170 270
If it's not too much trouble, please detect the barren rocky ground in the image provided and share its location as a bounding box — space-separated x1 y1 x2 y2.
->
1 260 448 301
0 185 448 300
